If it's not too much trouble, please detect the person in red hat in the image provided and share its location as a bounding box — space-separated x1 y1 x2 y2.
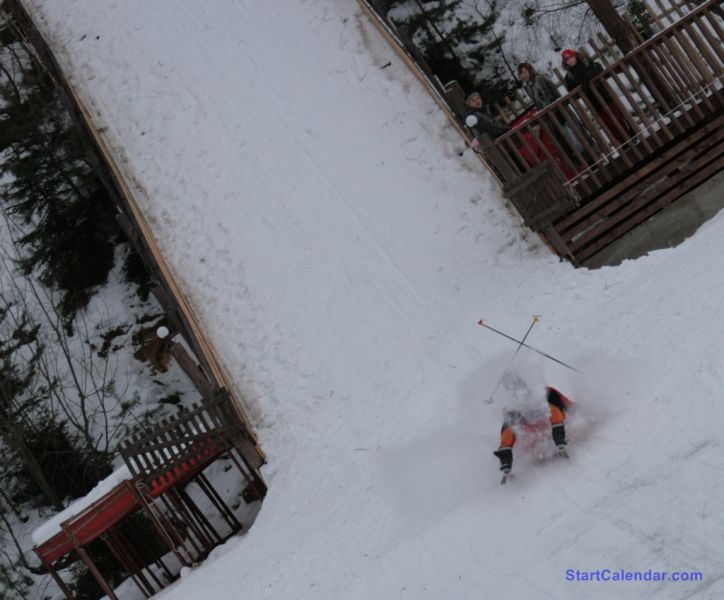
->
561 49 633 145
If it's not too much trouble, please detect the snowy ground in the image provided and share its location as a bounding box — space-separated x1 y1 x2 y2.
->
21 0 724 598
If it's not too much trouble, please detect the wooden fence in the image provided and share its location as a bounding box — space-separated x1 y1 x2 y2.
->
120 389 265 500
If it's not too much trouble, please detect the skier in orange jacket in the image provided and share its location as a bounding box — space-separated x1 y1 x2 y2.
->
494 386 571 473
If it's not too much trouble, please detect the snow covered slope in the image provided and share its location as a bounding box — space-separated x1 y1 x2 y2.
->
24 1 724 598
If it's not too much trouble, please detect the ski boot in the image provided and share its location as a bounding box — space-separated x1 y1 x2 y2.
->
552 424 569 458
494 447 513 483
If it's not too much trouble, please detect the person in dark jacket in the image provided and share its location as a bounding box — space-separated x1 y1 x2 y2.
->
494 386 571 474
562 49 607 100
561 49 633 145
464 91 509 150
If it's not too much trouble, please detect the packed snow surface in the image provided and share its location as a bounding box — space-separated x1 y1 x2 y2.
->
24 0 724 598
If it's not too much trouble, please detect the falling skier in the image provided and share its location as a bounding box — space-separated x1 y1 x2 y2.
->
493 376 573 483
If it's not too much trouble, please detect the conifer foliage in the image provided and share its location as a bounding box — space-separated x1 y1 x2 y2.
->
0 34 119 317
0 23 137 598
387 0 512 100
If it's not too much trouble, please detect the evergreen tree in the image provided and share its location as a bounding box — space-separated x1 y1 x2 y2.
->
0 37 119 318
387 0 512 100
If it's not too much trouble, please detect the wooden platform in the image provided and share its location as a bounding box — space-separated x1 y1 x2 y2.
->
485 0 723 264
358 0 723 266
555 107 724 263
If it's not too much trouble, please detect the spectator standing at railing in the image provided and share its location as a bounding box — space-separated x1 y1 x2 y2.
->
561 49 633 145
517 62 587 165
464 92 509 151
517 62 561 110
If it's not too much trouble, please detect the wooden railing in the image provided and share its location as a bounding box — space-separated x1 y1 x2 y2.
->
120 389 265 498
485 0 722 229
489 0 716 128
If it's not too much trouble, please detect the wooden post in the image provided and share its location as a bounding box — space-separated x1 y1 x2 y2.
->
132 482 193 568
102 531 154 599
543 225 576 262
177 484 225 542
114 527 166 592
159 492 208 557
42 558 76 600
222 440 267 501
168 342 214 400
195 472 243 532
73 545 119 600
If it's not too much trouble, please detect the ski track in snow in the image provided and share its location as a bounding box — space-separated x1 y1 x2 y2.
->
23 0 724 598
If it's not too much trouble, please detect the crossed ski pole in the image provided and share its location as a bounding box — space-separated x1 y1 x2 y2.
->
477 319 579 373
484 315 540 405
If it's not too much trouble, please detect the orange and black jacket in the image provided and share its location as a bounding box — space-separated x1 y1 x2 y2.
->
499 386 571 449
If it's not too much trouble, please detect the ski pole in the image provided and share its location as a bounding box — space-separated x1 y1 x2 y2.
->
477 319 578 372
485 315 540 404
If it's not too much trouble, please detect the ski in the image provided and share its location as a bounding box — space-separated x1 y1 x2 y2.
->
500 471 511 485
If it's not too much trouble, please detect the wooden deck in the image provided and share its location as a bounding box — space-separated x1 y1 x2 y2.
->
486 0 723 264
359 0 723 265
556 108 723 262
